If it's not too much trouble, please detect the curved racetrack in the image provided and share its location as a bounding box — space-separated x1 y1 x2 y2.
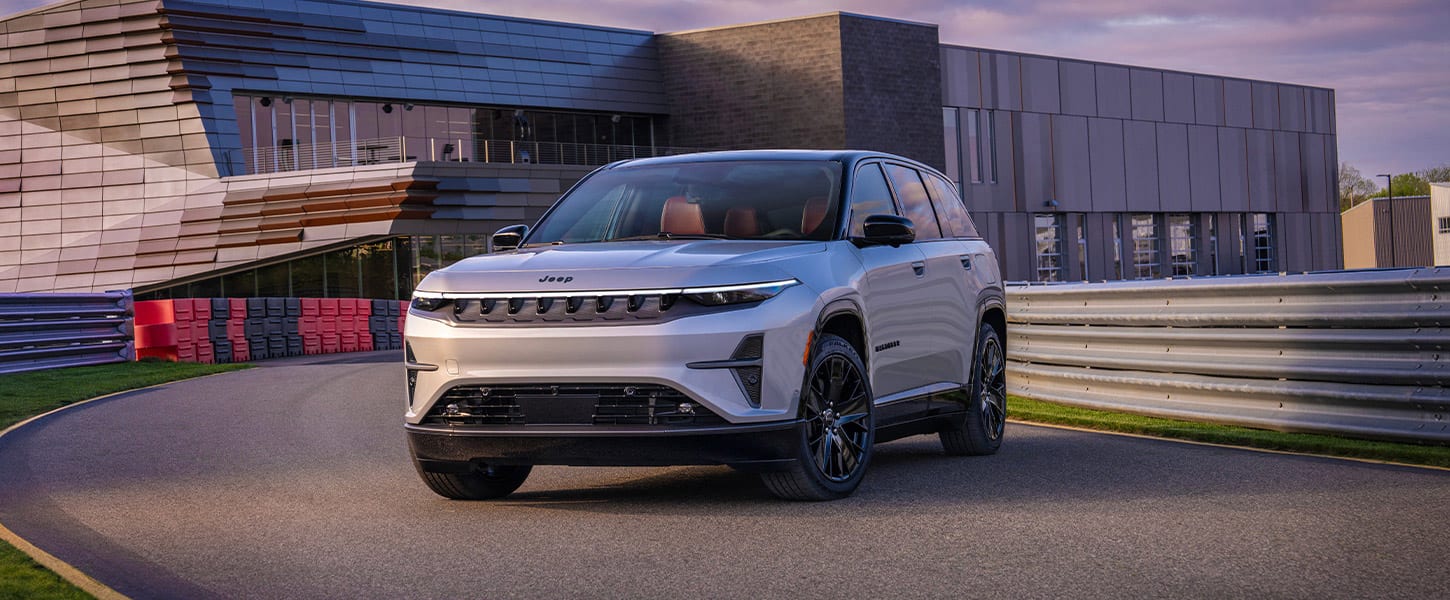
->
0 351 1445 599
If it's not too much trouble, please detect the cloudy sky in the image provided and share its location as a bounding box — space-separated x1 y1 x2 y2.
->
4 0 1446 185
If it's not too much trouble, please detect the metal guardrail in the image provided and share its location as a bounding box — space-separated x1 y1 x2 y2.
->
0 292 135 375
226 136 706 176
1006 268 1450 443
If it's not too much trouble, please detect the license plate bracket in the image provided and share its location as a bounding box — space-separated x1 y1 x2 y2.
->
517 394 598 424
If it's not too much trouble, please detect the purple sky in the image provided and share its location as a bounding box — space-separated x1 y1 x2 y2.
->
4 0 1446 185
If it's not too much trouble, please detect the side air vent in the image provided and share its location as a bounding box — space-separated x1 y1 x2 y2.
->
730 334 764 407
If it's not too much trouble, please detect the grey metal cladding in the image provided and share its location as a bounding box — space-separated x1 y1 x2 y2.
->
1278 86 1307 132
1301 134 1331 213
1217 127 1248 212
941 47 979 107
1088 117 1127 212
1162 72 1195 124
1274 131 1305 213
1309 88 1332 134
1155 123 1190 212
1094 65 1131 119
1020 56 1059 113
1251 82 1279 129
1123 120 1160 211
1058 61 1096 117
1019 112 1053 207
1186 125 1221 211
1129 69 1164 122
993 53 1023 111
161 0 667 121
1224 79 1253 128
1192 76 1223 126
1052 115 1091 211
1246 129 1276 212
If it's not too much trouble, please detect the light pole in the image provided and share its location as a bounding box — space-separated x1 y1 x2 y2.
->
1377 173 1392 200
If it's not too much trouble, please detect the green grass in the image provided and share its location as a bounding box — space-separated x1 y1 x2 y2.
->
0 541 92 600
1008 395 1450 469
0 360 249 431
0 360 251 600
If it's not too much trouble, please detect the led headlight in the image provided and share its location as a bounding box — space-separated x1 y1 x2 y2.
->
411 291 450 312
681 279 799 306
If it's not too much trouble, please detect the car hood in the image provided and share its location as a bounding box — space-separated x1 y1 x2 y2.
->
417 240 826 294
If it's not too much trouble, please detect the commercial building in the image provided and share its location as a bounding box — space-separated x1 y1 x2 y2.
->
1341 185 1449 269
1 0 1341 297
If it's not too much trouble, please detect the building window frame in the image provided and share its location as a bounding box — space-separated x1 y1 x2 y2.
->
1129 213 1161 280
1035 213 1065 282
1167 213 1197 276
1249 213 1276 273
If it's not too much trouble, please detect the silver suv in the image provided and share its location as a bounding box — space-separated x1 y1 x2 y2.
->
404 150 1005 501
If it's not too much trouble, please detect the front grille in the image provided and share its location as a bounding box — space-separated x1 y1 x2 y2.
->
422 383 727 427
449 293 683 324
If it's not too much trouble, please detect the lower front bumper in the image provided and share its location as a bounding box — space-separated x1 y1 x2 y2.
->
406 421 803 469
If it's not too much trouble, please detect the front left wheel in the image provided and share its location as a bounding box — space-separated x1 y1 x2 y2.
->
761 333 874 501
414 461 532 500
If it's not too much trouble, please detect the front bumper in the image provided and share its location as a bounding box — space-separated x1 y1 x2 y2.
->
404 284 820 424
406 420 804 468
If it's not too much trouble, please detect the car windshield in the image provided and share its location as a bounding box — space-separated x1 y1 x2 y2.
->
525 160 843 245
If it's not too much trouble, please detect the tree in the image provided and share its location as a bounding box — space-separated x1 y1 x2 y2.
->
1419 164 1450 184
1368 172 1431 199
1339 163 1377 211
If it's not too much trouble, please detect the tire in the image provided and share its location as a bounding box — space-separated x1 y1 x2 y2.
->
414 461 532 500
940 322 1006 456
761 333 875 501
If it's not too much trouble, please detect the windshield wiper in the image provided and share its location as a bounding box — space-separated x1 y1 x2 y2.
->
609 232 735 241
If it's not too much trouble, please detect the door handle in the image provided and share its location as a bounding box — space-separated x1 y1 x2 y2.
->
960 255 972 270
911 261 926 277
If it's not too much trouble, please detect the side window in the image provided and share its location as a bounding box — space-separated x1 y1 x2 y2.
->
925 175 980 238
848 163 897 237
884 164 943 239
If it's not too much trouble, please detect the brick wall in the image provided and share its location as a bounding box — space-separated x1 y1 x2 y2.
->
657 15 848 151
839 16 944 169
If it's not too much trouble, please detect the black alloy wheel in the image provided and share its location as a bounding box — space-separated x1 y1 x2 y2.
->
940 322 1006 456
761 333 875 500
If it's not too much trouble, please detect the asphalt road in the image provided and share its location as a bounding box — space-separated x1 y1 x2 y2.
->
1 351 1446 599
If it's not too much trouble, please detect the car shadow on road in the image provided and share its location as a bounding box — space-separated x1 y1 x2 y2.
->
477 423 1418 516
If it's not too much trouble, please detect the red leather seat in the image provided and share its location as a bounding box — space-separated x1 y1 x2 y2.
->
660 196 705 234
724 207 759 237
801 196 828 236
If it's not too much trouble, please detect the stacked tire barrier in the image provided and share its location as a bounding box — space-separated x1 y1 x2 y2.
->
1007 267 1450 444
0 291 135 375
134 298 408 364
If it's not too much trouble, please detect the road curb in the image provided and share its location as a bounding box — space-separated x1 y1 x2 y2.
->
1008 418 1450 472
0 368 248 600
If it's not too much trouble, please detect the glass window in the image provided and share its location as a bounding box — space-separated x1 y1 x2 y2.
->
1111 216 1123 280
983 110 997 183
1076 217 1087 281
1035 214 1064 282
256 261 290 296
359 239 397 299
1250 213 1276 273
333 100 354 167
966 109 981 184
943 108 959 184
325 248 361 298
849 163 898 238
291 253 324 298
1168 213 1196 276
924 175 979 238
884 164 942 239
1131 213 1161 280
222 268 256 297
1208 215 1219 275
1438 217 1450 234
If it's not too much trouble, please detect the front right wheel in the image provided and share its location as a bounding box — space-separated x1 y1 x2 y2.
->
761 333 875 501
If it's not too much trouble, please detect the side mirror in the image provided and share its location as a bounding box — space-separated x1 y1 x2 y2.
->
860 214 915 247
491 224 529 252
